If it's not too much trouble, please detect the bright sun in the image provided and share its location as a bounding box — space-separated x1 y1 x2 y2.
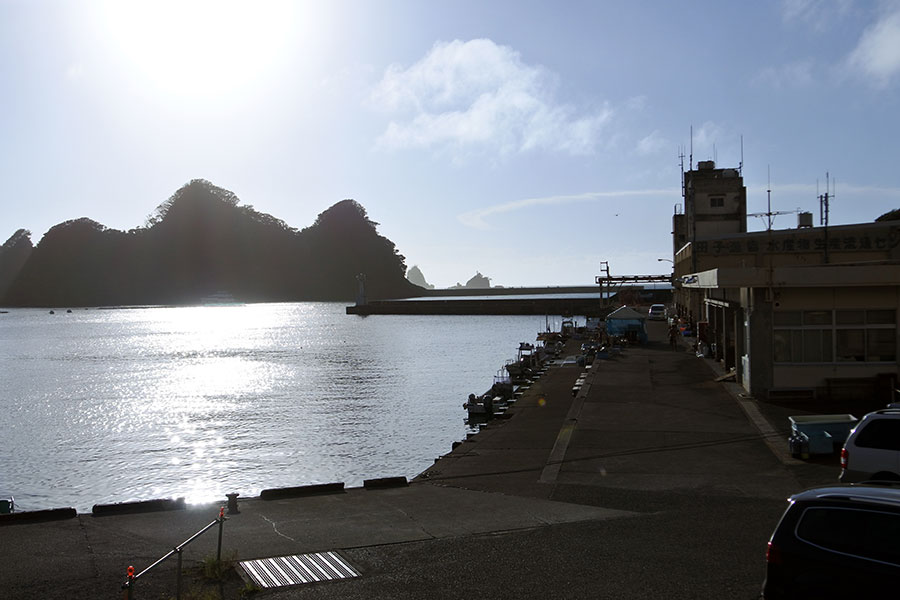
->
99 0 298 105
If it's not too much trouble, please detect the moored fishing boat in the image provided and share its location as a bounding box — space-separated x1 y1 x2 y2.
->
464 369 515 418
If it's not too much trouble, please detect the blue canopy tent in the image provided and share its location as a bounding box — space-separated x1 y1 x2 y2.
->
605 306 648 344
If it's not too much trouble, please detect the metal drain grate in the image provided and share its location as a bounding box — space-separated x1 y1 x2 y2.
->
240 551 361 588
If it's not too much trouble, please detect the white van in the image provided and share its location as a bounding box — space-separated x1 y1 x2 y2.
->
648 304 666 320
840 408 900 483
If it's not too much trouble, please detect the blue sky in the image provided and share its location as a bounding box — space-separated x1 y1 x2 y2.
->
2 0 900 288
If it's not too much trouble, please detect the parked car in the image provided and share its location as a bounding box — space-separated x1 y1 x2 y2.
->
647 304 666 320
763 483 900 599
840 407 900 483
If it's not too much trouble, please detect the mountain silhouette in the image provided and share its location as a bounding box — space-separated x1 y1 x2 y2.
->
0 180 421 307
0 228 33 300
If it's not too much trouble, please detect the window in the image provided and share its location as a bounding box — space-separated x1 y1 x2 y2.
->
802 329 832 363
836 310 864 325
774 330 801 362
774 328 832 363
710 196 724 208
836 329 865 362
837 309 896 363
868 309 896 325
868 329 897 362
854 419 900 451
804 310 832 326
796 507 900 565
774 311 801 327
774 309 896 364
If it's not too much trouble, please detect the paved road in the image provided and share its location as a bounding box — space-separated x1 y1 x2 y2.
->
0 318 840 599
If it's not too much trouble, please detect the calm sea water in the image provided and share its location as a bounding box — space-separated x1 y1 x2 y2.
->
0 303 548 512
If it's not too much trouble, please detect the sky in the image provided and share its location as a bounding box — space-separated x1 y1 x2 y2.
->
3 0 900 289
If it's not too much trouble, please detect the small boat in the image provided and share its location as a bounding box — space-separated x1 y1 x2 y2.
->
464 371 515 418
504 342 542 381
1 494 14 514
463 393 493 415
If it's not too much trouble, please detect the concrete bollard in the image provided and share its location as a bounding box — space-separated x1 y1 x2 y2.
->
226 492 240 514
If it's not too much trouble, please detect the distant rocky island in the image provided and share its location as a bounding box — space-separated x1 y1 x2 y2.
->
0 179 422 307
451 271 492 289
406 265 434 289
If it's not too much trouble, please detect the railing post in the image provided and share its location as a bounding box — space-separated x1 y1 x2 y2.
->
122 508 225 599
175 549 183 600
217 507 225 563
122 565 134 600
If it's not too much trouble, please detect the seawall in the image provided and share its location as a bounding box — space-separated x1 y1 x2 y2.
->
346 297 610 315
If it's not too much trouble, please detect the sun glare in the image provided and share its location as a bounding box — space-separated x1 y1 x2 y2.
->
99 0 298 106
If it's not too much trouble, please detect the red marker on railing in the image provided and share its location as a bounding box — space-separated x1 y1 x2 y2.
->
218 507 224 519
122 565 135 599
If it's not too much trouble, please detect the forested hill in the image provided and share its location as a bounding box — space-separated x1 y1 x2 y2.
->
0 179 422 307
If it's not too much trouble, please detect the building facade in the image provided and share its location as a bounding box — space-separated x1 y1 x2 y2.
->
672 162 900 405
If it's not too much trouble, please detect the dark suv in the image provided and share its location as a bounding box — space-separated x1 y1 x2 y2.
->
763 484 900 599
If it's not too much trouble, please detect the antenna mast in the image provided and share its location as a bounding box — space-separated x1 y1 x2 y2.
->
739 135 744 175
818 172 834 264
689 125 693 171
818 172 832 227
747 165 798 230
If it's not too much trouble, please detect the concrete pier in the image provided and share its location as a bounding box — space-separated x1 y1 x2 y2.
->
0 319 841 599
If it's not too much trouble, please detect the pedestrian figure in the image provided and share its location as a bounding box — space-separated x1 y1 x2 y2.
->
669 324 678 349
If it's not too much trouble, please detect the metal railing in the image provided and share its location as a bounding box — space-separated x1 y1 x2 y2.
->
121 507 226 600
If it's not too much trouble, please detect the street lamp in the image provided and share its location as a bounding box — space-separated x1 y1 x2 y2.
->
657 258 673 264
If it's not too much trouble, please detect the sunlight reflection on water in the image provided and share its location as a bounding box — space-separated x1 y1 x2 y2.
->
0 302 548 511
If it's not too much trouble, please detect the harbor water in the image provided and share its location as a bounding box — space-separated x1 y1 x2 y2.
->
0 303 548 512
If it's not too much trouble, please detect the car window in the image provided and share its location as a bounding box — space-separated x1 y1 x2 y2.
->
854 419 900 451
796 506 900 566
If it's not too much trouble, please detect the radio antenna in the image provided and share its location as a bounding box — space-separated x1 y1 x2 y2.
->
689 125 693 170
818 172 834 263
818 172 832 227
747 165 798 230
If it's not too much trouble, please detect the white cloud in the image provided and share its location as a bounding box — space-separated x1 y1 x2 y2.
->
458 188 675 230
846 5 900 86
369 39 612 158
685 121 724 163
781 0 852 31
636 130 668 156
753 60 815 88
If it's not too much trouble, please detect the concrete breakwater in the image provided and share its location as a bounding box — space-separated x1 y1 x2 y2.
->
347 296 609 315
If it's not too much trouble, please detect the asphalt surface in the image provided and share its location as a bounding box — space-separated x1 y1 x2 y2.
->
0 319 843 599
